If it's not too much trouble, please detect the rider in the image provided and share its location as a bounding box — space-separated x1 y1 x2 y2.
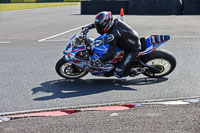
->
83 11 141 78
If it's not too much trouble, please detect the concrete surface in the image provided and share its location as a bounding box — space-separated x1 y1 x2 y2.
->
1 102 200 133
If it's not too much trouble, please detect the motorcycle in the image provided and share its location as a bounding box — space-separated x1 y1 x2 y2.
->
55 30 176 79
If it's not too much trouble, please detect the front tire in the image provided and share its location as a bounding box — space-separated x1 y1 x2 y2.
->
141 49 176 78
55 57 88 79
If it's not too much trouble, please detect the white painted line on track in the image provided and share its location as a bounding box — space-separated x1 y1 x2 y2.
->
38 24 90 42
38 16 120 42
0 41 11 44
147 100 190 105
39 35 200 42
40 39 68 42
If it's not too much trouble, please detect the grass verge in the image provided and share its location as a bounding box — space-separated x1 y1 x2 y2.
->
0 2 80 12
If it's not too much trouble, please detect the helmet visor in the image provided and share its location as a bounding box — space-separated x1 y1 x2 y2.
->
95 22 105 34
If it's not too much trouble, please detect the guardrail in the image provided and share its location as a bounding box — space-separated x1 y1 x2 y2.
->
81 0 200 15
183 0 200 15
81 1 128 15
128 0 182 15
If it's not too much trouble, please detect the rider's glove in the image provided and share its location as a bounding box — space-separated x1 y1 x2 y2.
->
90 59 103 67
82 27 89 34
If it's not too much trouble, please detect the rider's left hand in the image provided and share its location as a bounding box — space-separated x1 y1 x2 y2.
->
82 27 89 34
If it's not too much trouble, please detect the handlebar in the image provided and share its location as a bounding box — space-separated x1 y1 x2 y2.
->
81 29 90 44
82 33 88 41
80 30 94 55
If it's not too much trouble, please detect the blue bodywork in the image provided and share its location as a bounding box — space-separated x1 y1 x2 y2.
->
91 34 122 60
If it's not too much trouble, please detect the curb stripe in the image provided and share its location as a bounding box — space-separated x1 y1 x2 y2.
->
146 100 190 105
6 111 70 118
0 98 200 123
81 106 130 111
1 96 200 116
0 104 138 122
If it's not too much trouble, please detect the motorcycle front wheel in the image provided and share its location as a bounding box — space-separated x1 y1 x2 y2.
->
55 57 88 79
141 49 176 78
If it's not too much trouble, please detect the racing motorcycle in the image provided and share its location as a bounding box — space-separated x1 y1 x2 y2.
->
55 30 176 79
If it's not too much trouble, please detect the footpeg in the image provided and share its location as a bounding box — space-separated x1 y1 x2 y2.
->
135 68 145 74
130 67 145 77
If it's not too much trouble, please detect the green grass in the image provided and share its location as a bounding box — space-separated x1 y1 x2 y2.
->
12 0 24 3
0 2 80 11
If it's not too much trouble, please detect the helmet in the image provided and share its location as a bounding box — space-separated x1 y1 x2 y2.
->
94 11 114 35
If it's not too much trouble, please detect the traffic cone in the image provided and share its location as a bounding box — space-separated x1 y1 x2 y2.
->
120 8 125 21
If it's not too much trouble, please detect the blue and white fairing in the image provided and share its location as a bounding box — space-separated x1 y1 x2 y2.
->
91 34 109 60
138 35 170 56
88 34 116 76
63 32 170 77
91 34 122 60
91 34 170 59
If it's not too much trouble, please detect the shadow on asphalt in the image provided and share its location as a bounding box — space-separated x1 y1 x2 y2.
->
32 78 168 101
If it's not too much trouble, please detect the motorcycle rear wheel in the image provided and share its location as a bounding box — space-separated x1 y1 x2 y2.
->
141 49 176 78
55 57 88 79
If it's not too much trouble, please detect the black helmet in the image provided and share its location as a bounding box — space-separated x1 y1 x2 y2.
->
94 11 114 35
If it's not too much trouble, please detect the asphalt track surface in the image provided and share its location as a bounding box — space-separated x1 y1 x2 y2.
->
0 5 200 114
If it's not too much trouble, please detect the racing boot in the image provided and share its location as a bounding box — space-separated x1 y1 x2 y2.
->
114 69 127 81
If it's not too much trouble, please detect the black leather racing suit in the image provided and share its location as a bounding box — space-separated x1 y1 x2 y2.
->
86 19 141 77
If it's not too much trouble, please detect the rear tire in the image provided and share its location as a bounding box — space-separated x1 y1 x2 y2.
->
141 49 176 78
55 57 88 79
